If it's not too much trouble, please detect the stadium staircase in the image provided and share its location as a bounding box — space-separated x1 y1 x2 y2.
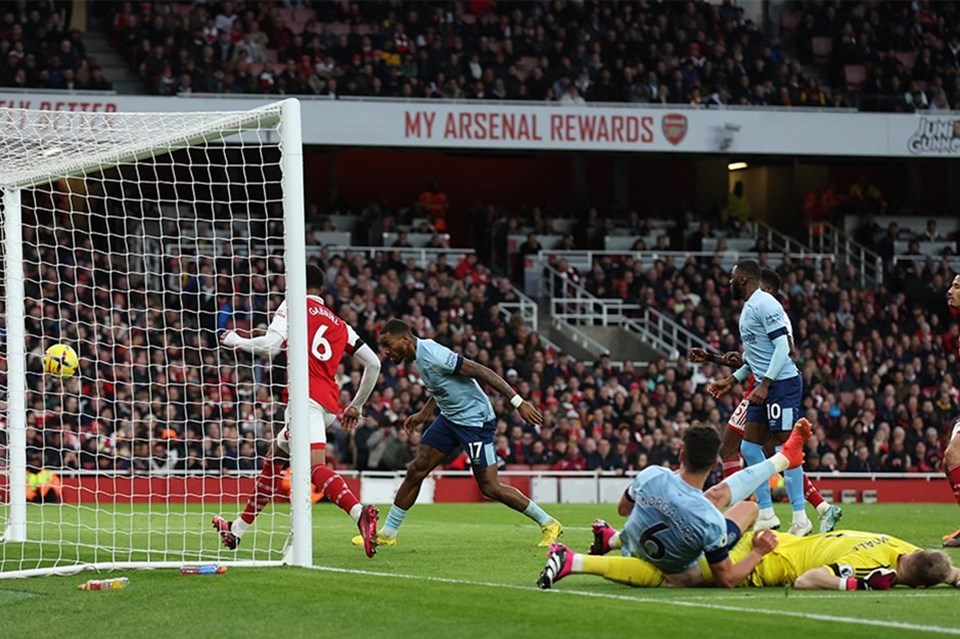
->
540 263 709 363
756 220 818 255
808 222 884 289
85 16 143 94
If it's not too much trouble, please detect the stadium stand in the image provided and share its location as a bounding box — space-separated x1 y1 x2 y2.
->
786 0 960 111
7 0 960 110
19 176 960 479
0 1 112 91
94 0 851 106
8 0 960 486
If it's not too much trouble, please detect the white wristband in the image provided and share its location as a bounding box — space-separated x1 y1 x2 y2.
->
510 394 523 409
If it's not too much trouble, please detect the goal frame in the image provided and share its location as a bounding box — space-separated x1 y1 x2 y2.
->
0 98 313 577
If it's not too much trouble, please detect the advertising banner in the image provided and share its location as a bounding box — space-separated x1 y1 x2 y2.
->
1 92 956 158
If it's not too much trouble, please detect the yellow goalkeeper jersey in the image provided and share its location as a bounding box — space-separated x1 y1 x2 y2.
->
700 530 919 587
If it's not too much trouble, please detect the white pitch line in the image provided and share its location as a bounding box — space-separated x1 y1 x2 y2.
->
682 590 960 601
307 564 960 636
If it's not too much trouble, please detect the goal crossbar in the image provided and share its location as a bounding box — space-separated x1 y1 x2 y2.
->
0 103 283 190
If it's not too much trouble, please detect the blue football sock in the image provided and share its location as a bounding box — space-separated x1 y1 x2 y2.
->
723 458 777 505
740 440 773 509
522 500 553 526
382 505 408 535
779 445 806 513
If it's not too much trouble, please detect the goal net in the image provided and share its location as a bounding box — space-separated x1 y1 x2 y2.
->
0 100 314 577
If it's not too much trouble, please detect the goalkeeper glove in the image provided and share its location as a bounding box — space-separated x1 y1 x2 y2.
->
840 568 897 591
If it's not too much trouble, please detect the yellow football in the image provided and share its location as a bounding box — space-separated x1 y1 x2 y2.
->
43 344 80 378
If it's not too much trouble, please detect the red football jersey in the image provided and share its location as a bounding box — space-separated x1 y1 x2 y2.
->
270 295 362 413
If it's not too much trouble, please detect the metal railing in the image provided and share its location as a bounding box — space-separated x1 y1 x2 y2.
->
316 245 474 270
499 285 539 333
34 467 951 481
543 263 709 358
624 308 709 361
551 316 611 356
892 254 960 270
808 222 884 288
756 221 816 256
539 249 837 275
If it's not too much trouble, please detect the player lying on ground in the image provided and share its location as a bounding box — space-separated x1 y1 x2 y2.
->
538 419 811 589
943 273 960 548
213 265 383 557
540 526 960 591
708 260 810 535
691 268 841 535
352 318 562 548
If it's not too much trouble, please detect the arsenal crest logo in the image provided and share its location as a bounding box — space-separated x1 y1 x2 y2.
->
662 114 688 145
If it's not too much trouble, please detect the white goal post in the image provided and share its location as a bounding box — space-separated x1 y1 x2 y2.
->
0 99 312 577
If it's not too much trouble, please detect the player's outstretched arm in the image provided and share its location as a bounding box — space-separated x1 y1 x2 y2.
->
221 303 288 357
458 359 543 425
341 343 382 431
794 566 897 591
689 348 743 369
794 568 846 590
220 328 284 357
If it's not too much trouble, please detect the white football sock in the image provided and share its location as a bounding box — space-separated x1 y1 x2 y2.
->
609 532 622 550
231 518 250 538
572 553 584 573
349 503 363 523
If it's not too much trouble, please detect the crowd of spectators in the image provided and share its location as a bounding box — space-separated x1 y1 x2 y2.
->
794 0 960 111
0 1 113 91
103 0 847 107
7 1 960 113
556 244 959 475
7 175 960 483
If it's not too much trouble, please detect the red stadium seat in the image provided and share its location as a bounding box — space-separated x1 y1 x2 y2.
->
327 22 350 36
812 36 833 63
895 52 917 72
505 464 533 471
844 65 866 92
780 8 801 35
290 8 316 24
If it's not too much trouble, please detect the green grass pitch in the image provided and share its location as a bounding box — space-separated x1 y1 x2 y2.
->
1 502 959 639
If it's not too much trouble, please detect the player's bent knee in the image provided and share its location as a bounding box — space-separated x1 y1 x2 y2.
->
704 484 731 509
407 465 430 481
404 458 430 479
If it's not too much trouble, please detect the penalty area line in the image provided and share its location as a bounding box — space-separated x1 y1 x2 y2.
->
307 564 960 636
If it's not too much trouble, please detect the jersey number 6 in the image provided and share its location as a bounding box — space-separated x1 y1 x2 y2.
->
639 522 669 560
311 325 332 362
